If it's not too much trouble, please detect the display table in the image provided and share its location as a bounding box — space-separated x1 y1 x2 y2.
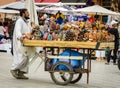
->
0 43 11 52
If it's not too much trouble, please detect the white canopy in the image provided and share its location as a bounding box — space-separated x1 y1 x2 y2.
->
75 5 120 16
25 0 39 25
0 1 40 11
38 2 74 15
0 8 19 14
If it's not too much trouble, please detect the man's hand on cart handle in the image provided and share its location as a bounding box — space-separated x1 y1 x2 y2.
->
19 33 31 42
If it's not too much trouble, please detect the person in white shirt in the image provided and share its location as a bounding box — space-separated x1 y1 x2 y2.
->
10 9 36 79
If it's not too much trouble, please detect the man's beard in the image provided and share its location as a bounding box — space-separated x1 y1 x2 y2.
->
25 16 30 20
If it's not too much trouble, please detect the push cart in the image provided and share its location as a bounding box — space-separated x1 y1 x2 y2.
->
23 40 114 85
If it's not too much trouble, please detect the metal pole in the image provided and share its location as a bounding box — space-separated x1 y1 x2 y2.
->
35 3 86 6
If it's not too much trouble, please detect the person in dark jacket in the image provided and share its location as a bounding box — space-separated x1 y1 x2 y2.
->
105 20 119 65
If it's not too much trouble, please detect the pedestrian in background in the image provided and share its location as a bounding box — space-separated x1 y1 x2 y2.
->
0 21 6 41
105 20 119 65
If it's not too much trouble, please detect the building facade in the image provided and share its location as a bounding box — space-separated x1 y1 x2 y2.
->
0 0 16 6
91 0 120 12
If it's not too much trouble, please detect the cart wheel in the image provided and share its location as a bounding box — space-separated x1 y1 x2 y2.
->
70 73 82 84
61 73 82 84
118 60 120 70
50 61 73 85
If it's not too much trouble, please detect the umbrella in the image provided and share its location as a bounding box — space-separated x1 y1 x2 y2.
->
0 1 40 11
25 0 39 25
75 5 120 16
0 8 19 14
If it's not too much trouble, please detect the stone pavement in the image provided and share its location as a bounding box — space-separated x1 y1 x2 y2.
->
0 52 120 88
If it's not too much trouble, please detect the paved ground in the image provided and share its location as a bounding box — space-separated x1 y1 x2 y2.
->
0 52 120 88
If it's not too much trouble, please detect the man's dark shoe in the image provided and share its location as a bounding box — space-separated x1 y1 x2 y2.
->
10 70 19 79
10 70 29 79
18 74 29 79
18 71 29 79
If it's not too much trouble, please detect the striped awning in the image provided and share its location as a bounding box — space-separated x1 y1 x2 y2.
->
35 0 59 3
16 0 59 3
